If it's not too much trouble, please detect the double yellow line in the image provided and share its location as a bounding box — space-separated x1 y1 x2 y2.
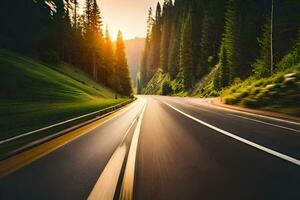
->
1 99 147 200
88 99 147 200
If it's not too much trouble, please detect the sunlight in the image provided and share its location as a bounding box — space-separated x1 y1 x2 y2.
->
77 0 163 40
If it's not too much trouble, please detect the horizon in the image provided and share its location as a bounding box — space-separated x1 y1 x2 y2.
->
77 0 163 40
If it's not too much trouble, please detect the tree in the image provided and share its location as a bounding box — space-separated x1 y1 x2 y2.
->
253 17 272 77
167 0 187 79
90 0 103 81
160 0 173 72
115 31 132 96
82 0 104 79
197 0 225 78
223 0 243 82
140 7 153 88
148 3 162 80
103 26 115 87
219 42 230 87
179 11 194 90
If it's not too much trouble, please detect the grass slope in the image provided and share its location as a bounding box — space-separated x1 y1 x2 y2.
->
221 66 300 117
0 49 126 140
143 69 167 95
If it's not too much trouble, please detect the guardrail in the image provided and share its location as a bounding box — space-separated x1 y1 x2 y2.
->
0 99 135 160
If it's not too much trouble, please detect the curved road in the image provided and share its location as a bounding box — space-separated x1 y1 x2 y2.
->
0 96 300 200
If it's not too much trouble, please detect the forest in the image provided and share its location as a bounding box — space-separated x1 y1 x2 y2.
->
0 0 132 97
139 0 300 113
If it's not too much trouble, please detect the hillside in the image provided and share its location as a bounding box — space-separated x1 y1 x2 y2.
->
124 38 145 84
140 0 300 117
0 49 126 140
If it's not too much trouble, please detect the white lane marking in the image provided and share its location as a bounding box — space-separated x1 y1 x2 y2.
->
88 114 139 200
209 102 300 126
0 100 136 145
119 100 147 200
165 103 300 167
229 114 300 134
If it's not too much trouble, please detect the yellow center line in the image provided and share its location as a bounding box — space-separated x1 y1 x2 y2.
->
119 99 147 200
88 117 138 200
0 101 138 177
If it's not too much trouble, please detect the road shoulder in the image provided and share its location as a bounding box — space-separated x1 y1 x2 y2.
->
211 98 300 123
0 102 136 177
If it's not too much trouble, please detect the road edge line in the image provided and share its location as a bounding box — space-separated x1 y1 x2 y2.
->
165 102 300 167
0 100 140 177
211 99 300 125
229 114 300 133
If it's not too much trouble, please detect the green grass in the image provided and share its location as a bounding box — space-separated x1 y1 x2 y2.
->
221 65 300 116
0 49 127 141
143 69 167 95
142 69 188 96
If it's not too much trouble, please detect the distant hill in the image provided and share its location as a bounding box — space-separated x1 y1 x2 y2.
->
124 38 145 85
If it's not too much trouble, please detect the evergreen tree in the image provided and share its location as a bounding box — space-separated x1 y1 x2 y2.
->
219 42 230 87
115 31 132 96
167 0 185 79
223 0 243 82
197 0 225 78
179 12 194 90
72 0 79 30
84 0 93 33
253 17 272 77
148 3 162 80
91 0 103 81
103 26 115 87
160 0 173 72
140 7 153 88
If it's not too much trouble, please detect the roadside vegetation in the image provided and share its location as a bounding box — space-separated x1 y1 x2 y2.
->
221 44 300 116
0 49 127 141
0 0 134 144
139 0 300 116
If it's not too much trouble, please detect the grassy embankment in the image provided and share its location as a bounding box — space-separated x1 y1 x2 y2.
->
220 44 300 117
143 63 299 117
143 69 187 97
221 66 300 117
0 49 127 141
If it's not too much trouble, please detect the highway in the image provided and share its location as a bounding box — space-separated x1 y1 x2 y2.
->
0 96 300 200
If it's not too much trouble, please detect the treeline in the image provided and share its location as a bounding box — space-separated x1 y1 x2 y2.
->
139 0 300 94
0 0 132 96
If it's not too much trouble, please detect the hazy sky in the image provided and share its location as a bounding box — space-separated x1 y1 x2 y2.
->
78 0 163 40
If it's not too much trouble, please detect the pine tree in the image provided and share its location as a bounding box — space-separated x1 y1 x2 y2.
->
140 7 153 88
84 0 93 33
219 42 230 87
253 17 272 77
72 0 79 30
167 0 185 79
103 26 115 87
198 0 225 78
115 31 132 96
179 12 194 90
91 0 103 80
148 3 162 80
223 0 243 82
160 0 173 72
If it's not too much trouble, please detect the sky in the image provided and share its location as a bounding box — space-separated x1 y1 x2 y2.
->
78 0 163 40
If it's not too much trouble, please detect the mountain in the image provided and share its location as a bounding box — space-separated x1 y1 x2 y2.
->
124 38 145 85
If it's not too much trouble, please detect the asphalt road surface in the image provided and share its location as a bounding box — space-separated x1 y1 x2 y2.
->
1 96 300 200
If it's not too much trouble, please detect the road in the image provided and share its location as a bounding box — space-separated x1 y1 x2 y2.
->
0 96 300 200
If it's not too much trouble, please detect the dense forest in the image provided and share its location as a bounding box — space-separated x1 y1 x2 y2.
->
0 0 132 96
139 0 300 98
